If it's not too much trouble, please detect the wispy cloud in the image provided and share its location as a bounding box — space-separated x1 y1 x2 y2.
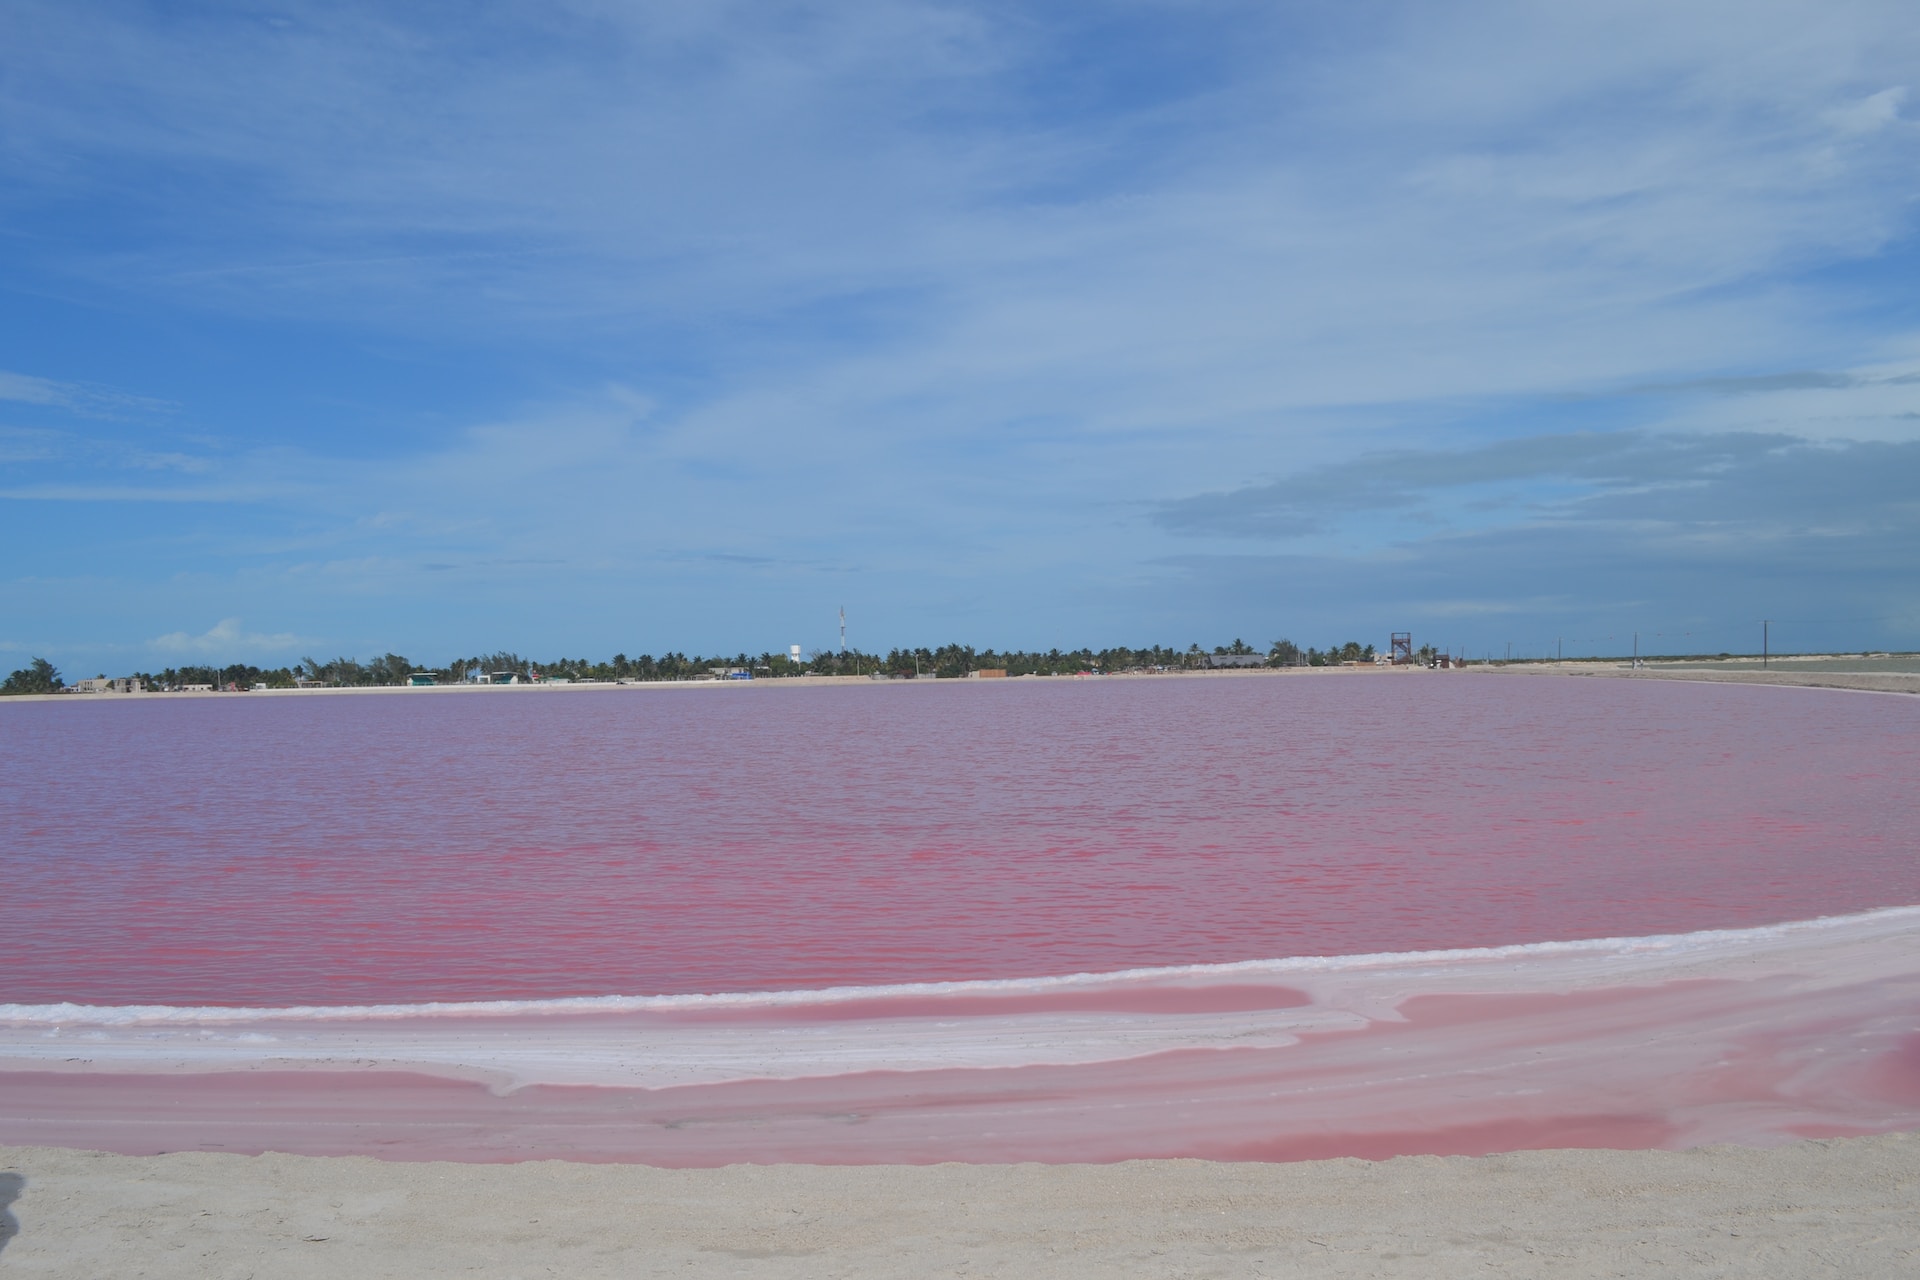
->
0 484 275 503
1179 430 1920 541
0 370 172 419
2 3 1919 664
1620 372 1863 396
0 426 61 464
6 2 1919 404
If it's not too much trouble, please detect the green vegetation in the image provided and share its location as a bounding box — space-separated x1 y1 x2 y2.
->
28 637 1920 694
448 635 1355 680
297 654 414 686
11 633 1476 694
1303 641 1374 667
1 657 64 694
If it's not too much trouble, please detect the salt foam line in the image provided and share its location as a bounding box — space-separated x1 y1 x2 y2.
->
2 906 1916 1093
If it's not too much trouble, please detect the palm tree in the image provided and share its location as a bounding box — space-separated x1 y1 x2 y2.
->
0 657 63 695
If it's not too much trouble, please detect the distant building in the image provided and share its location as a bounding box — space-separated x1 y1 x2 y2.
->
1204 653 1267 669
408 673 440 687
968 669 1008 679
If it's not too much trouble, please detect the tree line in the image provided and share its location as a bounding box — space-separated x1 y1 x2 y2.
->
4 636 1417 694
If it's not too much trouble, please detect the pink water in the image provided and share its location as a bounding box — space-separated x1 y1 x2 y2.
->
3 674 1917 1165
2 676 1913 1006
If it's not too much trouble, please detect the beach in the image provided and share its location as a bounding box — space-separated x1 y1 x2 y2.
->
4 1133 1918 1277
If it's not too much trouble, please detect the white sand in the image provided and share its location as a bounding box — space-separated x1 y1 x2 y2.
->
3 1134 1917 1277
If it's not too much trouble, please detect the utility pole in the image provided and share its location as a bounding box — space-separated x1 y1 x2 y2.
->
1633 632 1638 669
1557 636 1562 663
1763 619 1769 668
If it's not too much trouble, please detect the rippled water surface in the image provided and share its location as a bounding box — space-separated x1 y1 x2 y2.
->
3 676 1915 1005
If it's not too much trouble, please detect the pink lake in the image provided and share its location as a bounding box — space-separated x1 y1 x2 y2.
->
2 673 1916 1005
2 673 1917 1164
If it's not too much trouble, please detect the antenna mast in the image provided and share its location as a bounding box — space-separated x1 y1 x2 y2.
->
839 606 846 655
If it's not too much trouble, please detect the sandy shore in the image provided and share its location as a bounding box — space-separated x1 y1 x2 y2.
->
1472 661 1920 696
4 1134 1917 1277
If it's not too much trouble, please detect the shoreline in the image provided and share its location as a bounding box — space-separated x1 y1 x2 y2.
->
7 907 1916 1166
4 1133 1916 1277
6 657 1918 703
0 664 1406 703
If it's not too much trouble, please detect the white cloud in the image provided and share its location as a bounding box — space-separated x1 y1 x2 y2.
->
151 618 303 656
1826 86 1909 136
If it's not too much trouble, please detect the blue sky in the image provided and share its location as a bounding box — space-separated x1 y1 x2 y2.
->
4 1 1918 672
